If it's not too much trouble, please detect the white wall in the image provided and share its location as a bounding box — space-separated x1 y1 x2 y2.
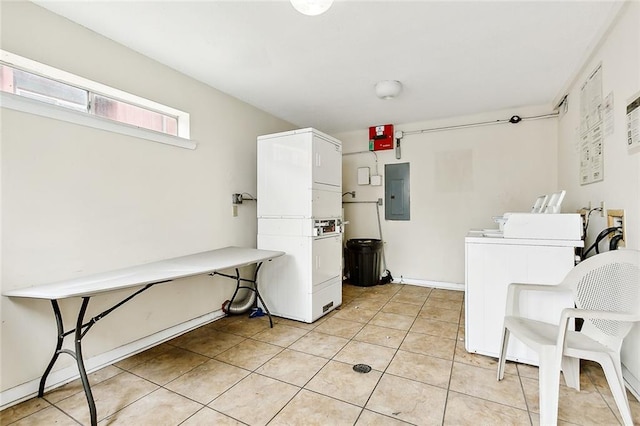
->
337 105 558 285
556 2 640 395
0 1 292 404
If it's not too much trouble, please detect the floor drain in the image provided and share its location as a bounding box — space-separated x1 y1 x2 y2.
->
353 363 372 374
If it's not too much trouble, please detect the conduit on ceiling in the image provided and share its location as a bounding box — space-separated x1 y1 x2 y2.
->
341 112 558 161
401 112 559 137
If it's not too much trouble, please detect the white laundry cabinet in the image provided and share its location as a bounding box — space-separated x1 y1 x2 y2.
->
257 128 343 323
464 233 582 365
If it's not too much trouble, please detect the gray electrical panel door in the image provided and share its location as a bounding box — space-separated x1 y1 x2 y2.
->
385 163 410 220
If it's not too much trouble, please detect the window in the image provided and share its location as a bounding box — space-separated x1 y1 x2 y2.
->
0 50 194 149
3 66 89 112
92 94 178 136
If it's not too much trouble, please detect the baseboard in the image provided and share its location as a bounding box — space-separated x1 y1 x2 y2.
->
622 364 640 401
0 310 225 410
392 277 465 292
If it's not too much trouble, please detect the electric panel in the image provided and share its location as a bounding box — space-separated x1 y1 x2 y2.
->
385 163 410 221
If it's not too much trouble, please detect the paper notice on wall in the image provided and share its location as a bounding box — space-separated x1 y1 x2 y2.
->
580 132 590 184
589 124 603 182
603 92 614 136
580 65 603 134
579 64 604 185
627 92 640 154
580 124 604 184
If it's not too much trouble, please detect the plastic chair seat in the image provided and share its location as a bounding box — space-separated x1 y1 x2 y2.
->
505 316 614 355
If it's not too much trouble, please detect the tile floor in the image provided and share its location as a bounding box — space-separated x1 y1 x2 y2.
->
2 283 639 425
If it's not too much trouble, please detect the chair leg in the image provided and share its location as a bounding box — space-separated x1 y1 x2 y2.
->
600 355 633 426
538 347 561 426
561 356 580 391
497 326 510 381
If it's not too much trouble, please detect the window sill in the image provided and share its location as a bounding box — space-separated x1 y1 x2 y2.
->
0 92 197 150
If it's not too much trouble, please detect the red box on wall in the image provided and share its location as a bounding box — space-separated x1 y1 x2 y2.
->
369 124 394 151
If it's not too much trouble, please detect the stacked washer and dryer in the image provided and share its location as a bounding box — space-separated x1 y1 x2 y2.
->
257 128 343 323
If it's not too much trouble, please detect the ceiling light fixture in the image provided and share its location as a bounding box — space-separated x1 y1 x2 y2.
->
290 0 334 16
375 80 403 100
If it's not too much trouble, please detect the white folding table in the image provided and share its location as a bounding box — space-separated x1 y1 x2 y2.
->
3 246 284 425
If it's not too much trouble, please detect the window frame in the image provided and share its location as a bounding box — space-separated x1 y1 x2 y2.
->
0 49 196 150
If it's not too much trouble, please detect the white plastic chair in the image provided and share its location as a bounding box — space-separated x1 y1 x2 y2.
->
497 249 640 425
542 190 566 214
531 194 549 213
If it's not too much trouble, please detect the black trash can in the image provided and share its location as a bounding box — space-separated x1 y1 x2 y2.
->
346 238 383 286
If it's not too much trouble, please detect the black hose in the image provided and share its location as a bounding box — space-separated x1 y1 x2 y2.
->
610 234 624 251
582 226 622 258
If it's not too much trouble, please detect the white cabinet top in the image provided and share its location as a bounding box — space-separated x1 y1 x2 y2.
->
465 231 584 247
257 127 340 146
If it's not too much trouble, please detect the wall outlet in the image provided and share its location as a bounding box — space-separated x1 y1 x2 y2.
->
607 209 626 247
232 193 243 204
232 205 238 217
600 201 605 217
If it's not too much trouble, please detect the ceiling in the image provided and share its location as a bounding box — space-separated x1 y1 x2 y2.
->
34 0 621 134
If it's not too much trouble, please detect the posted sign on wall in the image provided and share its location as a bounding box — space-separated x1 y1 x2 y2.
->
627 92 640 154
579 64 604 185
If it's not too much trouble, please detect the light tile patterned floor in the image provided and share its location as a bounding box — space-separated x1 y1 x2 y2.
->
2 283 639 425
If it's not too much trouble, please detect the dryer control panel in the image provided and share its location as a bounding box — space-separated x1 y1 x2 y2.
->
313 219 342 236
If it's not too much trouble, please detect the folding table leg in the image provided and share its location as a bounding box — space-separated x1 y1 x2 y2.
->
252 262 273 328
214 263 274 328
38 298 98 425
38 300 64 398
76 297 97 426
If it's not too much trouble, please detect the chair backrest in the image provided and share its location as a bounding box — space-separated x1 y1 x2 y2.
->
561 249 640 350
531 195 549 213
542 190 566 213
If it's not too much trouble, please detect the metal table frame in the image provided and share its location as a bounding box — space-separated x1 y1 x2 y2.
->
3 247 284 426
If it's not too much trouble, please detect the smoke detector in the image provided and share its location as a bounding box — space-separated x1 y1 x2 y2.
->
375 80 403 100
